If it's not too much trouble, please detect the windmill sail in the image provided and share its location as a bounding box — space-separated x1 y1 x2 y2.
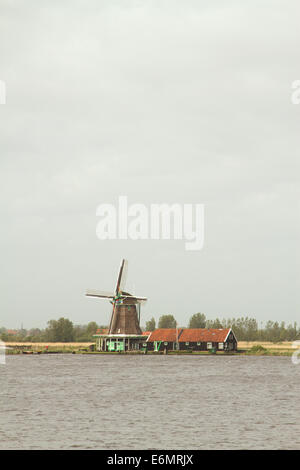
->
86 289 114 299
115 259 128 295
119 295 147 303
86 258 147 336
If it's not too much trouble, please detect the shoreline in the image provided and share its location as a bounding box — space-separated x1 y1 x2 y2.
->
4 341 296 357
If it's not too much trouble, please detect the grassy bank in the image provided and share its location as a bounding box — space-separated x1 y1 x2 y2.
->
239 341 295 356
5 341 296 356
5 342 94 354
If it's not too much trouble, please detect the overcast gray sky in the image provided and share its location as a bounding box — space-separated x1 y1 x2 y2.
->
0 0 299 329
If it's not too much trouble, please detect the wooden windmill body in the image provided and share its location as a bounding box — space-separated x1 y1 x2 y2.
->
86 259 147 351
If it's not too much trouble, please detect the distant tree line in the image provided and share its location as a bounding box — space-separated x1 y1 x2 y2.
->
146 313 300 342
1 313 299 343
0 318 101 343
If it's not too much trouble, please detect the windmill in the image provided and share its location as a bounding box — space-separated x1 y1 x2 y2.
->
86 259 147 339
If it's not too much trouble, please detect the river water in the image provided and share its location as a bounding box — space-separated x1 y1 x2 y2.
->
0 354 299 449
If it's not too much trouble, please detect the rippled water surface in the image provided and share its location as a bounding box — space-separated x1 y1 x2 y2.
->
1 354 300 449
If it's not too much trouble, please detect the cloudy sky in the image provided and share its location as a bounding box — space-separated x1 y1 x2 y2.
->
0 0 299 329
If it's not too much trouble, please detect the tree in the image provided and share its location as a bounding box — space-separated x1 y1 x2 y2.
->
45 317 74 342
188 313 206 329
206 318 223 328
145 317 156 331
86 321 99 337
26 328 44 342
158 315 176 329
73 323 97 342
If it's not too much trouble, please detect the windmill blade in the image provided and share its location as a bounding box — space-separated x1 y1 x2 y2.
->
108 300 117 334
136 297 147 304
121 295 147 303
86 289 114 299
115 259 128 295
119 259 128 293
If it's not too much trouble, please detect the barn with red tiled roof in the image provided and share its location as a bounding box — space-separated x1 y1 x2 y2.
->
147 328 183 343
142 331 152 337
146 328 237 352
146 328 183 351
179 328 237 351
180 328 230 343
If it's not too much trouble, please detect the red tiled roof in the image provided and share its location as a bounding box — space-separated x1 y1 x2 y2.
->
179 328 230 343
147 328 231 343
142 331 151 336
96 328 109 334
147 328 183 342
